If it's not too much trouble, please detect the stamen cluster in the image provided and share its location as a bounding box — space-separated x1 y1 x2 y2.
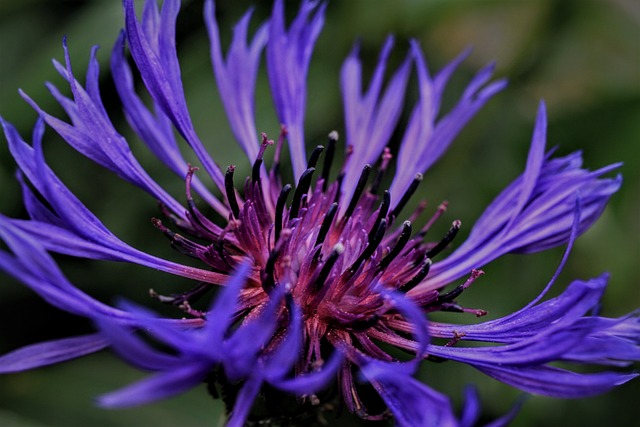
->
153 130 482 415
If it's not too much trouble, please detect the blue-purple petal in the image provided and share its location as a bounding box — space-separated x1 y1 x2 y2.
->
0 334 109 374
475 364 638 398
205 0 267 163
97 364 209 408
267 0 325 179
123 0 227 193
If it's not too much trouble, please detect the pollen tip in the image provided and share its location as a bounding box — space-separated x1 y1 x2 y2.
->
328 130 339 141
471 269 484 278
334 242 345 254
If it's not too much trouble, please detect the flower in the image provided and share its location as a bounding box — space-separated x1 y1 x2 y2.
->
0 0 637 426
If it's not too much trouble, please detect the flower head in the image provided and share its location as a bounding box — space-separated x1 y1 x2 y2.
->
0 0 637 426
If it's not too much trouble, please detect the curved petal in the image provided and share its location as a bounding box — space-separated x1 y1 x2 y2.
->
97 364 209 408
267 0 325 179
0 334 108 374
341 37 411 209
123 0 227 194
363 366 459 427
110 30 226 215
205 0 267 163
414 104 621 291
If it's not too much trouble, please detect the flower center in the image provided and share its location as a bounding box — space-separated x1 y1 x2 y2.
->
151 129 473 334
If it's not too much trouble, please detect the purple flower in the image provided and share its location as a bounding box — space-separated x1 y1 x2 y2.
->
0 0 637 425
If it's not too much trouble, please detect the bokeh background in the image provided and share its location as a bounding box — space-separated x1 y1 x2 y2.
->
0 0 638 425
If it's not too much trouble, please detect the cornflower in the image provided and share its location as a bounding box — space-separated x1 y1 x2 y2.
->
0 0 637 426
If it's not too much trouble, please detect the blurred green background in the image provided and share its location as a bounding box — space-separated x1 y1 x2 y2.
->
0 0 638 425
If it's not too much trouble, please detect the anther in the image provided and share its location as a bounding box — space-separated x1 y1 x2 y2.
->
346 314 380 331
275 184 292 242
262 250 279 293
349 219 387 273
436 285 464 304
307 145 324 170
184 167 221 238
426 220 461 259
262 229 291 294
185 166 208 229
390 173 423 219
150 282 212 310
285 292 295 317
369 191 390 245
344 164 372 219
152 218 202 258
419 201 448 237
378 220 412 271
225 166 240 219
290 167 316 219
321 131 338 191
436 269 484 304
315 202 338 247
312 243 344 292
401 258 432 291
252 133 273 183
370 147 393 195
271 125 288 176
185 165 199 199
440 303 487 317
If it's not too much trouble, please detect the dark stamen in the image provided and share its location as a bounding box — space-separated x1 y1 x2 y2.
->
437 269 484 303
436 285 464 304
225 166 240 219
369 191 390 245
185 166 209 230
334 173 344 203
252 133 273 183
150 281 212 308
315 202 338 247
321 131 338 191
402 258 432 291
274 184 292 242
313 243 344 292
346 314 380 331
285 292 295 317
344 164 372 219
271 126 288 177
418 201 448 237
378 220 412 271
152 218 202 258
252 158 262 184
262 233 292 294
349 219 387 273
307 145 324 170
370 147 392 195
390 173 423 219
440 303 487 317
290 167 316 219
426 220 461 259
